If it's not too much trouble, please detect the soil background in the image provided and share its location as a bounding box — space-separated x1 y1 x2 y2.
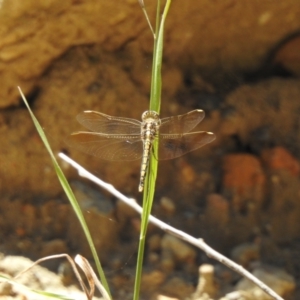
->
0 1 300 299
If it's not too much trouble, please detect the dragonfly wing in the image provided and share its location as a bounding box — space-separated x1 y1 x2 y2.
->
158 131 215 160
76 111 141 134
66 132 143 161
159 110 205 134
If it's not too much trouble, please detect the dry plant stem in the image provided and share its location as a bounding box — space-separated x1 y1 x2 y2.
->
14 254 90 297
14 253 110 300
138 0 155 38
59 153 284 300
75 255 111 300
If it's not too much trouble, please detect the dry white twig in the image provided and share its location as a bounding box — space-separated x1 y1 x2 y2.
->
8 253 110 300
58 152 284 300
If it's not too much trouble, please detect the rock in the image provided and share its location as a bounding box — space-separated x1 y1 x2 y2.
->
21 204 36 235
160 249 175 273
264 170 300 243
156 295 179 300
220 78 300 154
66 209 120 261
235 265 295 300
261 146 300 177
160 276 194 299
141 270 166 294
40 239 68 257
161 234 197 266
214 264 241 287
71 180 114 213
1 1 299 107
231 243 260 267
66 182 120 260
159 197 176 215
202 194 231 249
148 251 160 265
272 33 300 76
193 264 218 299
0 281 12 296
39 201 70 238
148 234 162 252
205 194 229 226
220 290 252 300
0 253 103 300
222 154 266 213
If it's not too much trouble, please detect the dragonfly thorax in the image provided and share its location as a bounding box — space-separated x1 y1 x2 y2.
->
141 110 160 122
141 110 161 141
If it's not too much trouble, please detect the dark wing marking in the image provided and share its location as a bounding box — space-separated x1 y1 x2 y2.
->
158 131 215 160
159 110 205 134
66 132 143 161
76 110 141 134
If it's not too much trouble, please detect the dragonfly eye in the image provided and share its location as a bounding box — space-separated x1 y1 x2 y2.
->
141 110 159 121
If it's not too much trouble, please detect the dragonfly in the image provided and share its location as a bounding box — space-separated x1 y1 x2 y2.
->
66 110 216 192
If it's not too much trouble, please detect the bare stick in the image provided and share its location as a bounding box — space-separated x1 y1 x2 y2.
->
58 153 284 300
138 0 156 39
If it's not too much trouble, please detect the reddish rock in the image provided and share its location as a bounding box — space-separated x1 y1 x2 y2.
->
222 154 266 212
273 34 300 76
261 146 300 177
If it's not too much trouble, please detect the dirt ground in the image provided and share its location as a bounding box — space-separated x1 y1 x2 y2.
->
0 1 300 299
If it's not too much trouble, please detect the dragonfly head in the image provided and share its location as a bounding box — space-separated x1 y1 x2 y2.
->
141 110 160 122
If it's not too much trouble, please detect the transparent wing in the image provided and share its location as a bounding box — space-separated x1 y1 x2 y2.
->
159 110 205 134
158 131 215 160
76 111 141 134
66 132 143 161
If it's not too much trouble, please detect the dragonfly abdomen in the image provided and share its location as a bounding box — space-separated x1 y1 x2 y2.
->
138 139 152 192
138 117 160 192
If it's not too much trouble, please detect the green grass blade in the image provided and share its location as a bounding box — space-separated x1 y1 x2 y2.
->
18 87 111 299
133 1 172 299
149 0 161 113
0 273 75 299
149 0 171 113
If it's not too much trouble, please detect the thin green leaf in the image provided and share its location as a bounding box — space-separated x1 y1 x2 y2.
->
18 87 111 299
0 274 74 299
133 1 172 300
